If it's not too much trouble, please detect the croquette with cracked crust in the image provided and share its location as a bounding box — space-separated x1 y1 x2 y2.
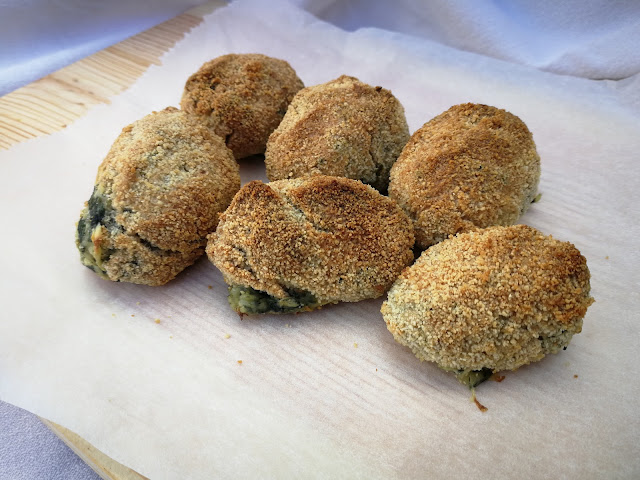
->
381 225 594 388
389 103 540 249
180 53 304 159
76 107 241 286
207 175 415 314
265 75 410 193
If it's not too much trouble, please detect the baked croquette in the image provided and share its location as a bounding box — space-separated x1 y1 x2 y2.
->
180 53 304 159
76 107 241 286
381 225 594 388
388 103 540 249
207 175 415 314
264 75 410 193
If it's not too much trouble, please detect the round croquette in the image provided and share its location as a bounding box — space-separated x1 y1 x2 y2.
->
207 175 415 314
180 53 304 159
264 75 410 193
76 107 241 286
388 103 541 249
381 225 594 385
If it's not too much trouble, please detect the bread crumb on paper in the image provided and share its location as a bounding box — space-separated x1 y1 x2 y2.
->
471 390 488 413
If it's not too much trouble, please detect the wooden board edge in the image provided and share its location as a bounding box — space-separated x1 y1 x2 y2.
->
40 418 149 480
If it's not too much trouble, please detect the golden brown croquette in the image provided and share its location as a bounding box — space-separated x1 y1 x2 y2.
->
388 103 540 249
207 175 415 314
381 225 594 387
76 107 241 286
264 75 409 193
180 53 304 159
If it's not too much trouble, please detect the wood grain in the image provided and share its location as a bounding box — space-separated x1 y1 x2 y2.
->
2 2 224 478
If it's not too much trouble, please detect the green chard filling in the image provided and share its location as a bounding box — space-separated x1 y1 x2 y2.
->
76 185 119 278
227 284 320 314
441 367 494 389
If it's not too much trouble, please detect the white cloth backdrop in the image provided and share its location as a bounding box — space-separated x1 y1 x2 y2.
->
293 0 640 80
1 1 639 479
0 0 210 96
2 0 639 96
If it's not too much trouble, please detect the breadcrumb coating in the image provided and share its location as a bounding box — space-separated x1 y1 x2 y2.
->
76 107 240 286
180 53 304 159
265 75 409 193
207 175 415 311
389 103 540 249
381 225 594 373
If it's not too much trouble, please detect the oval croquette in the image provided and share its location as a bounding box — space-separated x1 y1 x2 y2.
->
180 53 304 159
389 103 540 249
76 107 241 286
207 175 415 314
265 75 409 193
381 225 594 387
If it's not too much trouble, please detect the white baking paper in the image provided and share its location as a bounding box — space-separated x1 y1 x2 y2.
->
1 1 639 478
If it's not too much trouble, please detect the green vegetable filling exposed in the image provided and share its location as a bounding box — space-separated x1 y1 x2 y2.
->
76 186 118 278
227 284 320 314
447 368 494 389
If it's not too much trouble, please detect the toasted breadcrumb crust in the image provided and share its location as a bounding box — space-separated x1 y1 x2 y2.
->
180 53 304 159
264 75 410 193
76 107 240 286
381 225 594 372
389 103 540 249
207 175 415 306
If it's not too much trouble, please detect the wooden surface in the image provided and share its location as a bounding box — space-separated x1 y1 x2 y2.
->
1 2 223 478
41 420 148 480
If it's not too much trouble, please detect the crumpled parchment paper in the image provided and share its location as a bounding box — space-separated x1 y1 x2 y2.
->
1 1 639 478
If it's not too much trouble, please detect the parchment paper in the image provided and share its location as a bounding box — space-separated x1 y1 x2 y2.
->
1 1 639 478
